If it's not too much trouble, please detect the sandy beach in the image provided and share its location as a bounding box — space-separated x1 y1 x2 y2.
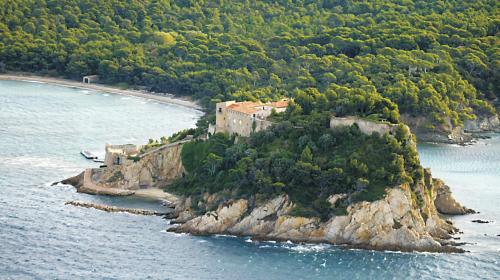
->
0 73 203 111
133 188 179 202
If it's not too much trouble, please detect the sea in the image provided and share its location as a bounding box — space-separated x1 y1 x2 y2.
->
0 80 498 279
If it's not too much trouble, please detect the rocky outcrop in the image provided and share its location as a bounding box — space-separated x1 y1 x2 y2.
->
60 172 84 188
229 195 294 236
61 141 186 197
400 114 473 144
464 115 500 133
178 199 248 234
60 169 135 196
168 175 472 253
434 182 475 215
401 113 499 144
99 142 185 190
330 186 441 251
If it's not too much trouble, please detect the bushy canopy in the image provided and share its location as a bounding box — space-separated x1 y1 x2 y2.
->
171 112 422 220
1 0 498 126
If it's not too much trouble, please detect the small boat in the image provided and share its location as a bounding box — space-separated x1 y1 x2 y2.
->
93 158 104 163
80 150 98 160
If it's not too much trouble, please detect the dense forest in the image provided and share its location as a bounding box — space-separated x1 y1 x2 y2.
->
2 0 498 216
1 0 498 129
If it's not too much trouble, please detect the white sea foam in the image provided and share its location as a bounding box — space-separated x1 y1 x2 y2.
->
1 156 81 172
165 231 188 237
285 243 332 253
215 234 237 238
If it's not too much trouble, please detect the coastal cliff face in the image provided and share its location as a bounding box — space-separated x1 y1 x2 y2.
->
61 133 473 252
63 143 185 195
99 143 185 190
167 172 470 252
401 113 500 144
464 115 500 133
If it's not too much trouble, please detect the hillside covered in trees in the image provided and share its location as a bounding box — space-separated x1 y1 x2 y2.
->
171 111 423 220
1 0 499 130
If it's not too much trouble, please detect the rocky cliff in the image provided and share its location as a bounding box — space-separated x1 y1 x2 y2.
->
62 142 185 196
401 113 500 144
61 136 474 253
167 170 471 253
99 142 185 190
464 115 500 133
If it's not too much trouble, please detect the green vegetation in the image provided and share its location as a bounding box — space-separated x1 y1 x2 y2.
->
168 128 196 142
127 155 141 162
171 111 422 220
140 138 162 153
1 1 498 218
0 0 498 128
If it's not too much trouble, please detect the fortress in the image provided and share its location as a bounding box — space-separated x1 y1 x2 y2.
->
104 144 139 166
329 116 397 135
210 99 400 137
211 100 289 136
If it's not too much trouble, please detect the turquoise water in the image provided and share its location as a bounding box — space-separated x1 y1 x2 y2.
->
0 81 499 279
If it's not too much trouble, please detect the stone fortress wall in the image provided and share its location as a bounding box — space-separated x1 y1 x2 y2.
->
330 116 397 135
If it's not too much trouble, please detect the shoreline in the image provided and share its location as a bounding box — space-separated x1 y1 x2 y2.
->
0 73 203 111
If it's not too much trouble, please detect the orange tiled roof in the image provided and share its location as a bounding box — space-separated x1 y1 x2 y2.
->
269 100 289 108
227 102 261 114
226 100 289 115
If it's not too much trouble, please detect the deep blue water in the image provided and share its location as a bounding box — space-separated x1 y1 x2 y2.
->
0 80 499 279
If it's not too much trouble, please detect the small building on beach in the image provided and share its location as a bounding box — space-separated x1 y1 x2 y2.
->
82 75 99 84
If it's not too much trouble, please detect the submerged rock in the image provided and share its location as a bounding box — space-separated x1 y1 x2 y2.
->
471 220 491 224
65 200 168 216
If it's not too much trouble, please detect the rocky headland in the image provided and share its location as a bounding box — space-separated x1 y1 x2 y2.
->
62 136 475 253
163 170 471 253
60 141 185 201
